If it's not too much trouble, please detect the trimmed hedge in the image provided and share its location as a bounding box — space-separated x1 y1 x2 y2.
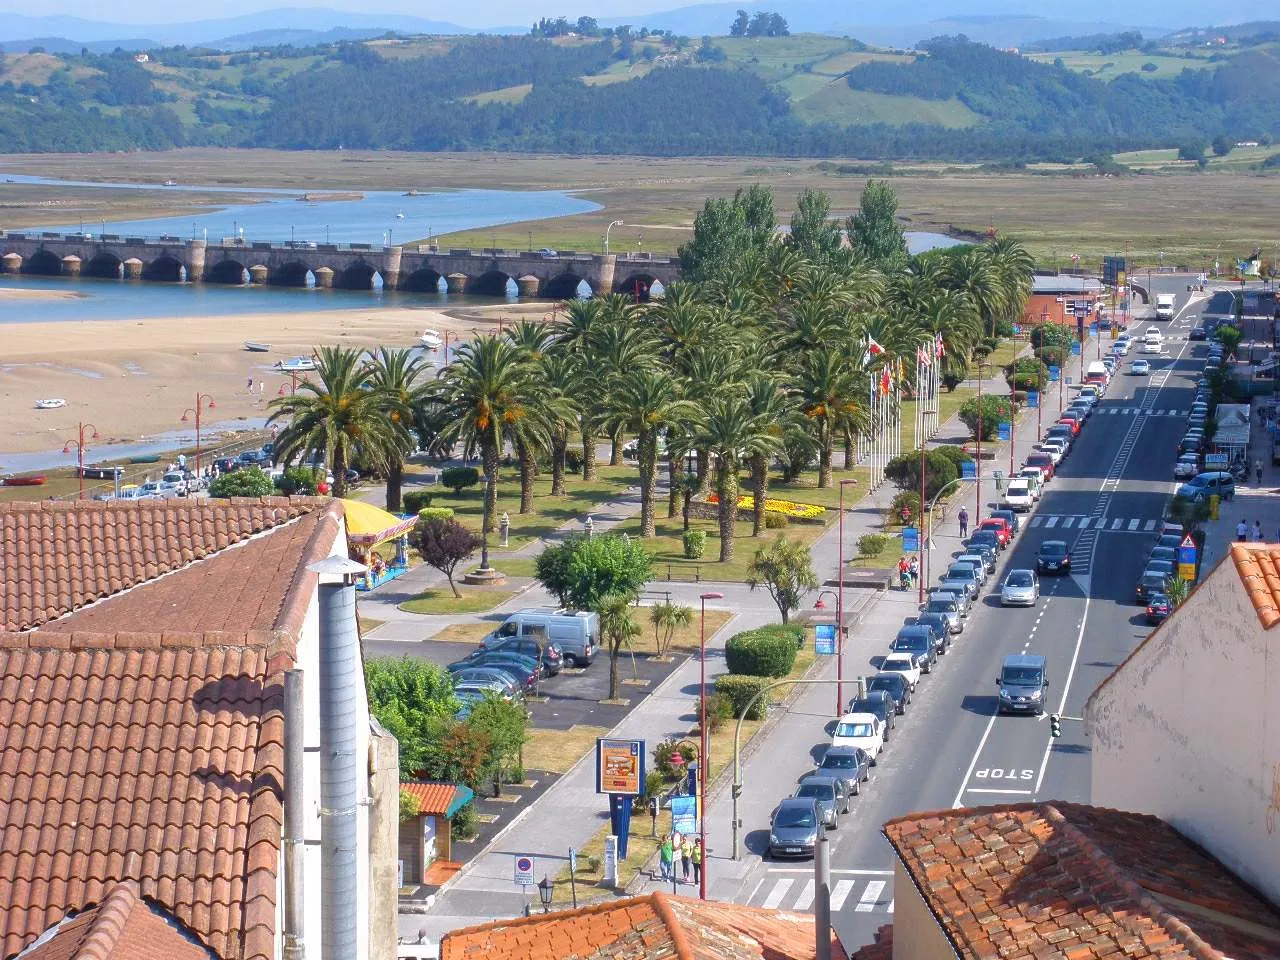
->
724 625 801 677
418 507 455 522
402 490 434 513
441 466 481 494
715 674 770 721
682 529 706 559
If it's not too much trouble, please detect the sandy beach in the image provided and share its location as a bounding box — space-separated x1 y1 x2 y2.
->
0 298 551 456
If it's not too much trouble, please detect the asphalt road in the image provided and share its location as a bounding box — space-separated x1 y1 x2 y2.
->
720 277 1214 949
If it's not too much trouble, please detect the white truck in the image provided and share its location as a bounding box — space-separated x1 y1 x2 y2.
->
1155 293 1176 320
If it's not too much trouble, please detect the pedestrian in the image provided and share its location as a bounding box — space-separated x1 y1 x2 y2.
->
1237 519 1248 542
691 837 703 887
1254 521 1263 542
958 507 969 538
1256 459 1264 485
246 375 254 391
680 834 693 883
658 835 673 882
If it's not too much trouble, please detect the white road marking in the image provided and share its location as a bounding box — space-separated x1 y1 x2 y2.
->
888 900 895 914
763 878 794 908
831 879 856 911
766 868 893 875
746 877 765 904
855 881 886 912
1045 516 1059 528
1127 519 1140 531
1144 519 1157 531
795 879 816 910
966 787 1035 795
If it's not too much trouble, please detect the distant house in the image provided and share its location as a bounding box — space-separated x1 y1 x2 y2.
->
134 52 150 63
1023 274 1104 326
0 497 399 960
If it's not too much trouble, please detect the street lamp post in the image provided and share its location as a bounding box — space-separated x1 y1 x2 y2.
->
836 478 857 715
179 393 216 475
917 403 936 603
604 220 624 256
61 422 100 500
698 590 723 902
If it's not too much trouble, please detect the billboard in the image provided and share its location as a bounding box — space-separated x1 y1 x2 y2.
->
596 738 645 795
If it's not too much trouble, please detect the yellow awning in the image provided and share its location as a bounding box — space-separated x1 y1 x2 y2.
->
342 498 416 547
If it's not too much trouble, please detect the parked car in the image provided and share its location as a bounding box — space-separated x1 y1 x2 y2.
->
1145 592 1172 624
831 712 884 762
944 561 983 598
1148 546 1178 566
1003 478 1035 511
954 553 989 586
451 668 525 698
879 652 922 690
924 595 963 634
1000 569 1040 607
979 518 1012 547
1037 440 1067 465
1173 454 1200 480
453 679 521 703
1189 326 1207 341
866 673 911 714
817 745 872 794
891 625 941 671
769 798 819 859
990 509 1021 536
1176 471 1235 503
1024 454 1056 481
965 540 998 572
159 471 189 496
1136 570 1171 604
1056 415 1083 436
928 586 970 618
793 774 848 827
1044 424 1075 450
1016 468 1045 500
484 608 598 666
1155 533 1183 551
1036 540 1072 575
214 457 239 474
995 654 1048 715
476 636 563 676
449 652 543 688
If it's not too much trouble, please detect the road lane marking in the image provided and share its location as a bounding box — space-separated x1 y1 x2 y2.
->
746 877 765 904
831 879 855 911
888 900 895 914
1045 516 1059 528
1127 519 1140 530
966 788 1035 795
763 878 793 908
767 868 893 875
951 704 1001 809
856 881 886 912
1144 519 1157 531
795 879 815 910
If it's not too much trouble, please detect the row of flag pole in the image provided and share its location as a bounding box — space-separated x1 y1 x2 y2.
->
857 332 945 488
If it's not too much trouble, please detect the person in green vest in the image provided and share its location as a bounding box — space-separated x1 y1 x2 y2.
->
680 834 693 883
691 836 703 886
658 835 674 882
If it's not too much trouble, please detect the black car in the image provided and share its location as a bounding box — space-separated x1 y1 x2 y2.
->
966 530 1002 556
891 625 940 673
866 673 911 714
1178 436 1204 456
1189 326 1207 341
967 541 998 572
1145 592 1172 624
1148 545 1177 565
1036 540 1071 575
909 613 953 653
1136 570 1171 604
990 508 1021 535
846 692 897 739
214 457 240 474
479 636 563 676
1155 534 1183 551
817 745 873 794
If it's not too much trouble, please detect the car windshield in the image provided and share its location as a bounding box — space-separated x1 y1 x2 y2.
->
869 676 903 693
1006 571 1034 587
1143 574 1167 587
884 657 913 670
926 600 957 614
1027 455 1050 465
821 754 857 769
775 807 816 828
1039 543 1068 558
835 722 873 738
1003 667 1042 684
1150 548 1176 561
796 783 834 800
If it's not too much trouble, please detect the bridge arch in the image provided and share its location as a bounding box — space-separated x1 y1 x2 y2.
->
337 260 379 290
616 273 661 302
23 248 63 276
271 261 314 287
401 267 445 293
207 258 249 285
143 255 186 282
471 269 517 298
84 251 124 280
542 272 592 300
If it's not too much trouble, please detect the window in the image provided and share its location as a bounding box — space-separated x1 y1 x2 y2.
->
775 807 816 828
836 723 873 738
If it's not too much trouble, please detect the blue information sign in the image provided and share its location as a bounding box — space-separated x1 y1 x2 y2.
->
997 422 1012 441
1177 536 1197 566
902 526 919 552
960 461 976 479
1066 376 1073 385
1048 365 1061 382
1071 342 1082 355
1028 391 1040 408
814 622 837 656
670 795 697 835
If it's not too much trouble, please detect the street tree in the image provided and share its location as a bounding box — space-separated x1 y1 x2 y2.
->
846 179 907 267
648 601 693 658
467 693 529 795
208 466 273 498
564 534 653 611
788 188 844 267
599 594 643 701
532 534 583 606
746 535 819 623
414 516 481 599
365 346 429 513
364 656 459 780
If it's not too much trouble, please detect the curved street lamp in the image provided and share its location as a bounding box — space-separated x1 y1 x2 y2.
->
697 590 724 901
61 421 100 500
180 393 216 475
604 219 624 256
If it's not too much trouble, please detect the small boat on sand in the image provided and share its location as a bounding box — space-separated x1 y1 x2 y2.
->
276 356 316 372
244 341 272 353
3 476 46 486
129 454 161 464
420 329 443 350
35 398 66 410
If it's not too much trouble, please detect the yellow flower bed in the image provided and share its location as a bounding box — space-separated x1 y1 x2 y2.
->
707 493 826 520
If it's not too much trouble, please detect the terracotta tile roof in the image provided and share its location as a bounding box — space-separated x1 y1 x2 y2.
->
0 497 328 633
884 801 1280 960
401 782 470 817
17 881 214 960
440 891 846 960
1229 542 1280 627
847 924 892 960
0 631 285 960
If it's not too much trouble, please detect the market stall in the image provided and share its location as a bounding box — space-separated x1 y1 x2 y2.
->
342 499 416 591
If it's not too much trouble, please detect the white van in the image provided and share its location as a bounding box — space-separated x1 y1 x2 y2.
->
1003 478 1034 511
1155 295 1175 320
484 608 600 666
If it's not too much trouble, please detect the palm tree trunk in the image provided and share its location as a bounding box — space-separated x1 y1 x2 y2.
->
483 444 499 533
517 439 535 514
667 455 679 518
333 448 349 499
608 643 619 701
551 430 567 496
385 459 404 514
638 431 656 538
750 454 767 537
717 465 737 563
695 449 710 496
843 428 855 470
817 426 833 488
581 427 598 481
609 429 622 467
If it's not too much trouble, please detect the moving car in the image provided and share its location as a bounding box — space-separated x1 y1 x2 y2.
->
879 652 922 690
1036 540 1072 575
1189 326 1207 341
817 745 872 794
769 798 819 859
846 691 897 739
1176 471 1235 503
1136 571 1170 604
995 653 1049 715
1145 593 1172 624
1141 338 1162 354
1130 359 1151 375
831 713 884 762
866 673 911 714
793 775 849 827
1000 569 1040 607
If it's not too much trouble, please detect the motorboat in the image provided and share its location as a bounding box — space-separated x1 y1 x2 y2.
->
163 179 178 186
395 210 406 219
34 398 66 409
276 356 316 372
3 475 46 486
419 329 444 350
244 341 272 352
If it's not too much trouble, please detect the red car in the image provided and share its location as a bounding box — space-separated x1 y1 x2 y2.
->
1024 454 1056 481
979 518 1012 547
1056 416 1082 436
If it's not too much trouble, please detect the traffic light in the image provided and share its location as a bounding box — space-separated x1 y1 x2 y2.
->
1049 714 1062 738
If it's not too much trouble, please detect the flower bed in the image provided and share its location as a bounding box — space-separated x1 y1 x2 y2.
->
706 493 826 521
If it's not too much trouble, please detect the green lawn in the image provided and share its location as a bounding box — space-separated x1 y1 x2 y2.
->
398 587 518 615
794 85 981 128
1025 50 1212 80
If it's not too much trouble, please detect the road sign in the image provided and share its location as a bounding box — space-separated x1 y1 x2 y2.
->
1205 452 1229 468
514 855 535 887
1178 535 1197 581
1178 563 1197 582
1028 391 1040 408
1048 365 1061 382
1180 533 1196 549
596 738 645 795
569 848 577 874
670 795 697 835
902 526 920 552
1071 342 1081 355
814 622 837 655
997 422 1011 441
961 460 976 479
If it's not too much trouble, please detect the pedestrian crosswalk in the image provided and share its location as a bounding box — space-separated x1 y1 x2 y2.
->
1028 514 1159 532
750 872 894 915
1091 408 1187 416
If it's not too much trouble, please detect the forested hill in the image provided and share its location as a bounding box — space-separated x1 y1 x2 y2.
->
1 31 1278 161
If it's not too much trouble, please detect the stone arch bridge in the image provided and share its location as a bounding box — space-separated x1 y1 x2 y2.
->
0 232 680 298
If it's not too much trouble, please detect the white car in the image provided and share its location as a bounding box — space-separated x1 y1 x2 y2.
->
159 471 189 496
831 712 884 762
880 653 922 691
1037 440 1066 465
1073 391 1097 409
1079 386 1101 403
1113 338 1131 355
1141 339 1162 354
1000 569 1040 607
1173 454 1200 480
1130 359 1151 375
1016 468 1044 499
1003 478 1035 511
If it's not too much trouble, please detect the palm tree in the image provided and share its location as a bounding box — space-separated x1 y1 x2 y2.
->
538 352 581 496
945 247 1009 342
742 373 797 536
601 368 699 538
269 345 408 499
696 394 781 562
432 336 532 532
592 320 656 465
555 300 605 480
789 351 866 488
365 346 429 512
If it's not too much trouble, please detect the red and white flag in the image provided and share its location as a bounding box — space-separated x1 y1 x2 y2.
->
934 332 946 358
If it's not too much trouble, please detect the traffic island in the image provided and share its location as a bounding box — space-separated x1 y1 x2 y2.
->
462 566 508 586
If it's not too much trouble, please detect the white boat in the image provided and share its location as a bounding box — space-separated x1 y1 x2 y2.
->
163 179 178 186
419 329 444 350
395 210 405 220
275 356 316 372
34 398 66 410
244 341 272 353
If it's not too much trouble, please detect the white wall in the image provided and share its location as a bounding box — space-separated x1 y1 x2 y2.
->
1087 558 1280 905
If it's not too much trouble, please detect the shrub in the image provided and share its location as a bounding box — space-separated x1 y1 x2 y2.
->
884 450 958 499
763 512 789 529
703 692 735 733
682 529 706 559
959 394 1017 441
654 738 698 778
933 446 973 469
418 507 455 522
450 803 477 841
209 467 273 498
276 466 319 496
402 490 434 513
888 490 922 524
1011 390 1028 404
564 449 584 474
714 674 770 720
1004 358 1048 392
640 769 667 801
724 626 799 677
441 466 481 494
857 533 889 557
942 372 964 392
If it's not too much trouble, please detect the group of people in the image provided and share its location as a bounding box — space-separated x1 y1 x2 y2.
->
896 554 921 589
657 831 702 885
1235 519 1274 543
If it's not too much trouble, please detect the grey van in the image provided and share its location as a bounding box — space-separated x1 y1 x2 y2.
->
995 654 1048 715
484 608 599 666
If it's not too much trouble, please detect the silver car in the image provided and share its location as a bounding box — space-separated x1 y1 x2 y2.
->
1000 569 1040 607
924 596 963 634
769 797 820 858
793 775 849 828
